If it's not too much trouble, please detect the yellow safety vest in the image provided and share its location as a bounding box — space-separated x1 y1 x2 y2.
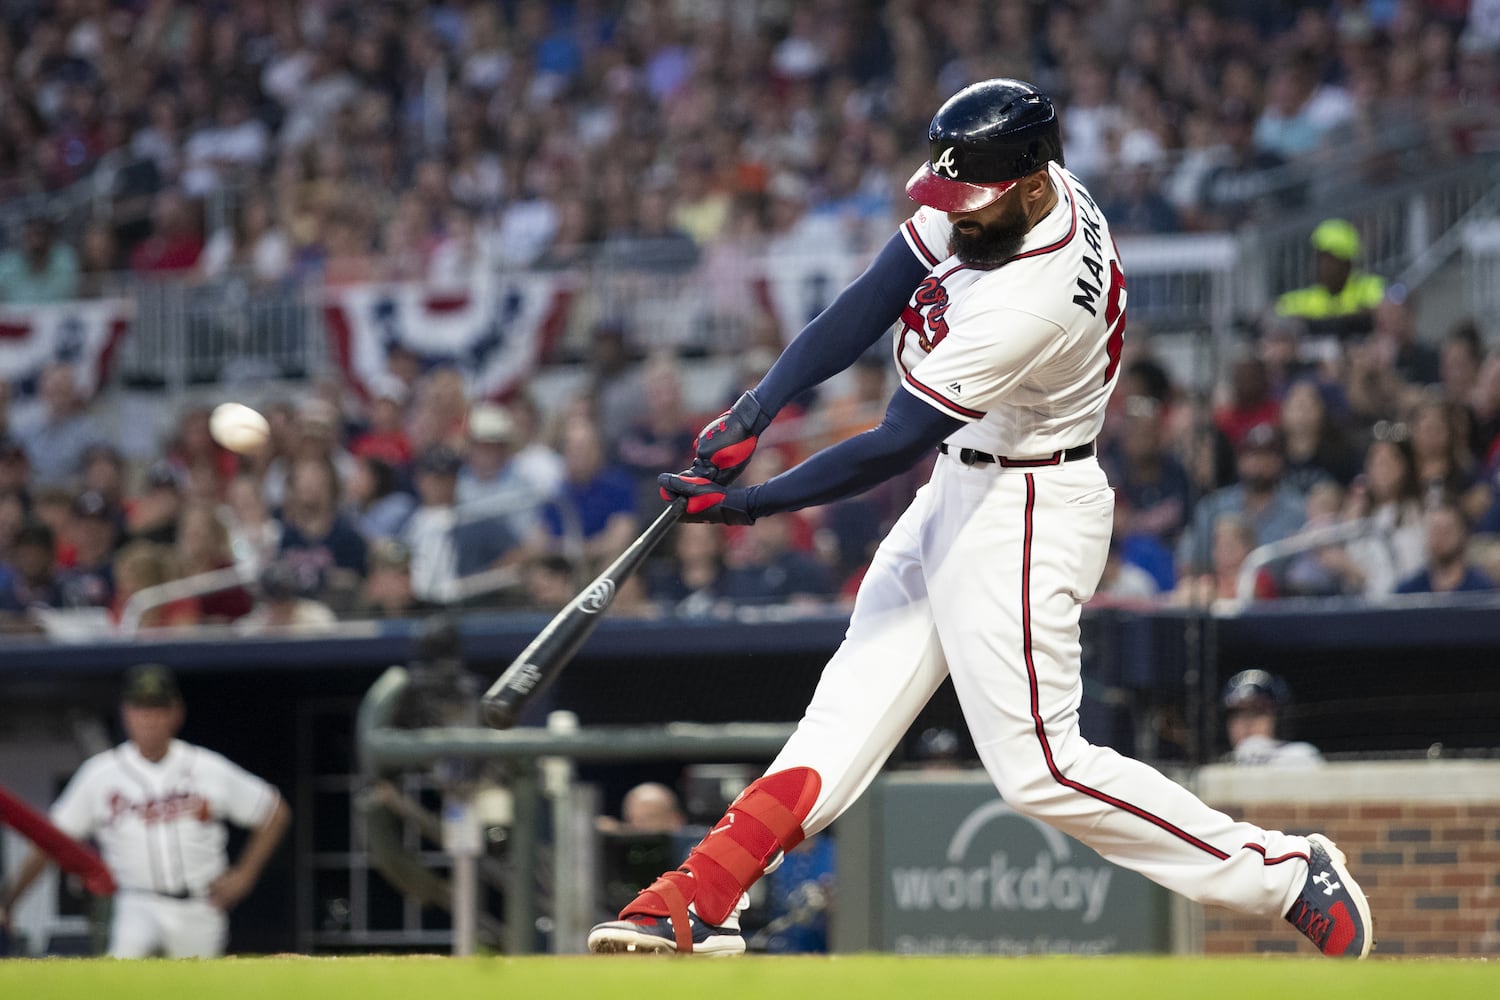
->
1275 272 1386 319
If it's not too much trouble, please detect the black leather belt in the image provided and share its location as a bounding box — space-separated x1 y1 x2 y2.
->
938 441 1095 467
125 886 194 900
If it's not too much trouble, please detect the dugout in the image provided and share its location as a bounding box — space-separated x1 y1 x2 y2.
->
2 596 1498 955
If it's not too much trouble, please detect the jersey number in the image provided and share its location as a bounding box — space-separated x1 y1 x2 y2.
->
1103 260 1126 386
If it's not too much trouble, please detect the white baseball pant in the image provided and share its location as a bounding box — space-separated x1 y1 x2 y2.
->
109 892 227 958
766 455 1308 917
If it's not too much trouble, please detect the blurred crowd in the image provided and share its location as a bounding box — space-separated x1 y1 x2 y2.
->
0 1 1498 635
2 231 1500 638
2 0 1499 301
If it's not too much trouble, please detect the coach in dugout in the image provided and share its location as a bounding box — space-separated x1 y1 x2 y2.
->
0 664 290 957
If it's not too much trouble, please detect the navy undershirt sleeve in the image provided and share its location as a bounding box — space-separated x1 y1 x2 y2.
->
743 390 965 517
752 231 933 417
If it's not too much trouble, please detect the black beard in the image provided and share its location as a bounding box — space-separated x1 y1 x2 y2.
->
950 217 1028 268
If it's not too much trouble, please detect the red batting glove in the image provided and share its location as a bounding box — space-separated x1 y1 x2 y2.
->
692 391 771 486
658 473 755 525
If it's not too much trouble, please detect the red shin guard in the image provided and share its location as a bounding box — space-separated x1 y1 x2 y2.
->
623 767 822 933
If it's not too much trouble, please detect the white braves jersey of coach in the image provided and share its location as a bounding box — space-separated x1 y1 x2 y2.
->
896 162 1126 458
49 739 279 897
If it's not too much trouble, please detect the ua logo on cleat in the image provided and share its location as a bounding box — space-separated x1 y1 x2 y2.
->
1313 870 1340 895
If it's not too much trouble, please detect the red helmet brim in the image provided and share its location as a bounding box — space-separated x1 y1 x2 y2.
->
905 163 1018 213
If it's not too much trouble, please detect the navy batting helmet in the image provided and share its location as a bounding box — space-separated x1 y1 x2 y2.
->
1222 669 1290 713
906 78 1064 213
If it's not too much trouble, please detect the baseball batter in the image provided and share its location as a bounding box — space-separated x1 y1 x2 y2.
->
589 79 1372 958
0 664 290 958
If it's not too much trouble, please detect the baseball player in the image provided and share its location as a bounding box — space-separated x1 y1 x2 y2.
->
588 79 1372 958
0 664 290 958
1223 669 1325 768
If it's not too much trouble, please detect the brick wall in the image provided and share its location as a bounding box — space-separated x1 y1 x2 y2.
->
1195 762 1500 958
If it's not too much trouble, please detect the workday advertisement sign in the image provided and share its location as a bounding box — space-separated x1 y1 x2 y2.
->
878 778 1168 954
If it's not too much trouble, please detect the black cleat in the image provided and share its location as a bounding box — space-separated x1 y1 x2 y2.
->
1285 834 1373 958
588 904 746 956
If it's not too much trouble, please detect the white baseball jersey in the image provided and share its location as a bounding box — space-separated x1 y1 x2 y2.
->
1228 735 1325 769
754 161 1321 936
50 739 279 897
896 162 1125 459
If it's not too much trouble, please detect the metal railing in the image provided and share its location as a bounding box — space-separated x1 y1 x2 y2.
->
1231 516 1386 608
117 564 255 635
18 147 1481 399
1242 153 1500 310
357 665 795 955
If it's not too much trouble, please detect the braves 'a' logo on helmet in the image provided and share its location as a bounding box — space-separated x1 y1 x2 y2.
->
932 146 959 178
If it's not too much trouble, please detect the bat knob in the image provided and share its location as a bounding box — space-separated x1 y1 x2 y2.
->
481 697 516 730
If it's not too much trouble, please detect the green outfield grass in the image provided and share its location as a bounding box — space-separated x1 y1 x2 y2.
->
1 954 1497 1000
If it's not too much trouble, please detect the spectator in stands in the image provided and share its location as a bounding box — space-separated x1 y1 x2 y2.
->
1409 395 1491 520
1221 669 1324 768
1255 315 1327 401
111 540 198 630
78 444 129 529
1278 481 1350 598
1254 51 1354 160
539 421 639 571
167 405 240 501
124 462 183 547
174 501 252 624
1468 350 1500 469
1103 394 1192 548
347 454 415 542
181 85 271 197
457 403 552 541
1439 321 1484 417
402 445 467 605
277 456 368 597
128 188 204 275
1099 145 1180 235
601 782 690 836
647 520 730 618
0 437 26 501
0 218 79 304
0 488 23 561
1178 423 1307 574
349 374 414 472
615 357 699 513
1370 289 1441 387
504 392 566 503
1092 528 1163 606
721 516 835 608
198 190 291 286
584 324 646 455
1395 499 1496 594
1214 356 1281 450
1279 379 1361 495
407 367 469 454
1194 100 1288 231
0 520 63 617
600 184 699 276
522 553 580 611
223 473 282 578
1172 512 1278 605
354 538 439 619
1343 333 1407 427
13 363 107 489
236 558 337 634
57 490 119 609
1321 428 1427 599
1274 219 1385 339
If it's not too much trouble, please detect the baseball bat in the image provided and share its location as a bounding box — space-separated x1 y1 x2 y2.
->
481 498 687 729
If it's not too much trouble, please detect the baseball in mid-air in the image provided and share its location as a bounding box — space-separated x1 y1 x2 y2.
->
209 402 270 454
